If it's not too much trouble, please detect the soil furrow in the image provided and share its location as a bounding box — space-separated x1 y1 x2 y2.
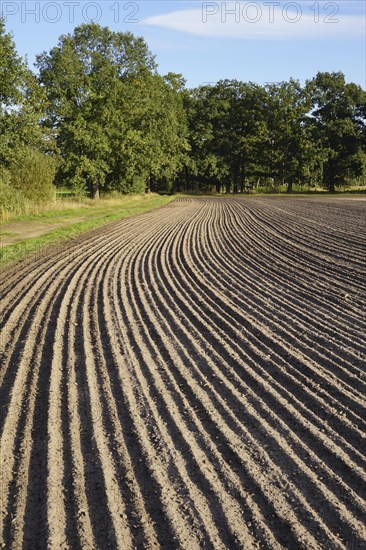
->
1 196 365 549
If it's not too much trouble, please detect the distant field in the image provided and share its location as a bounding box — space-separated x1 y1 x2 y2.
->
1 196 365 549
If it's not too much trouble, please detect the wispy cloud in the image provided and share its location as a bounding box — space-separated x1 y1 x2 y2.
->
142 2 364 40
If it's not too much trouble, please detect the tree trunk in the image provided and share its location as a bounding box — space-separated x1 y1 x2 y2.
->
145 171 152 193
216 182 221 193
93 183 100 199
184 166 189 193
286 181 293 193
329 180 335 193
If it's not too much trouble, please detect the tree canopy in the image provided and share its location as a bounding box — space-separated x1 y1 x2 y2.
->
1 20 365 202
36 23 188 197
306 72 366 192
0 18 56 213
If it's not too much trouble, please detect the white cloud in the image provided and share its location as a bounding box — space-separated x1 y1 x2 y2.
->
142 2 364 40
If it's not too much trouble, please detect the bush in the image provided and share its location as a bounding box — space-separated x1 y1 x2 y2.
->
10 147 56 203
0 166 24 214
70 178 88 199
0 166 11 186
254 185 280 194
0 147 57 217
0 181 27 216
116 175 146 195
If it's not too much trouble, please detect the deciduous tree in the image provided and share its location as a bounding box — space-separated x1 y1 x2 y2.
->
306 72 366 192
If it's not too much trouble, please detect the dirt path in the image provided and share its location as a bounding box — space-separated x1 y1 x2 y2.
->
1 197 365 549
0 217 89 246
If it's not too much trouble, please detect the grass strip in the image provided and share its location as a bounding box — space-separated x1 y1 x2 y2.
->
0 195 174 268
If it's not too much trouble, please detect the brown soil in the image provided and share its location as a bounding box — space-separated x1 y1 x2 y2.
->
1 197 365 549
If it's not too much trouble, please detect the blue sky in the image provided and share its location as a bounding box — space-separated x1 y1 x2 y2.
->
1 0 365 88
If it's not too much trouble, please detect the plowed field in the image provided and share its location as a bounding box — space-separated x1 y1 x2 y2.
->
1 196 365 549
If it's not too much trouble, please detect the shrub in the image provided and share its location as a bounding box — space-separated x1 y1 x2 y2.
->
0 180 27 216
70 178 88 200
10 147 56 204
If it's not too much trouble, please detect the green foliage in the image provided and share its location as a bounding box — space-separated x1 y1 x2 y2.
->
0 165 27 216
176 73 365 194
1 18 364 200
306 72 366 192
0 152 55 216
179 80 310 193
69 177 88 199
0 147 56 216
36 23 185 197
0 17 58 217
261 79 315 192
0 17 25 107
0 181 26 216
9 147 56 203
143 73 190 193
1 18 55 161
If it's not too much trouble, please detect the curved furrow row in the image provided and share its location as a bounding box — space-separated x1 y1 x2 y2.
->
0 203 192 548
1 289 63 548
0 204 184 392
108 213 230 549
203 202 365 433
180 206 366 458
88 206 203 548
0 199 180 316
215 201 365 352
224 201 365 339
1 196 365 549
0 227 136 420
162 204 366 488
234 201 366 335
86 255 161 549
119 207 318 548
247 199 366 264
116 204 362 548
214 217 366 393
0 204 168 312
200 202 366 405
0 205 174 300
138 202 366 548
218 212 365 363
167 203 366 465
254 198 366 243
0 254 87 544
238 201 366 297
239 205 365 301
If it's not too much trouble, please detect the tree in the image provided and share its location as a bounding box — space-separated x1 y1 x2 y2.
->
179 84 231 194
179 74 365 195
0 17 33 165
0 17 56 210
306 72 366 192
0 17 24 108
107 72 189 194
147 73 190 193
214 80 268 193
37 23 189 197
36 23 158 197
261 80 316 192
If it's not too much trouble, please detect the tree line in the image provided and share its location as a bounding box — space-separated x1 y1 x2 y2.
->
1 20 365 204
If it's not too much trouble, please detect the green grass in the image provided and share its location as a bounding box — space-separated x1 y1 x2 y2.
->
0 194 174 268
